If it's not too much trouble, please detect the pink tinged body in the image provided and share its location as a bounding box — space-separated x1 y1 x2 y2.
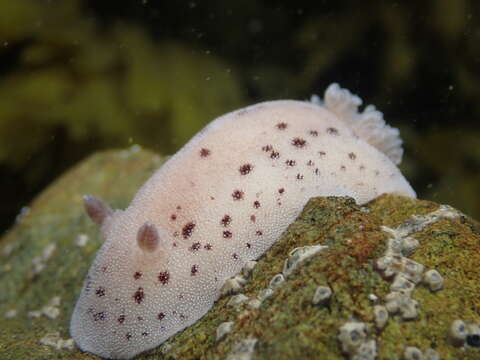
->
71 84 416 359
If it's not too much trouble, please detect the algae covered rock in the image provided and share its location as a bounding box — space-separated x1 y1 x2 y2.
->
1 148 479 360
0 146 165 360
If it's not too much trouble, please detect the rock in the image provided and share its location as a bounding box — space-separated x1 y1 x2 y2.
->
1 148 480 359
0 148 165 359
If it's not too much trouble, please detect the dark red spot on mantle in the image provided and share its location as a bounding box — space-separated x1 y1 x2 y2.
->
276 122 288 130
158 271 170 285
182 222 195 239
223 231 232 238
95 287 105 297
190 242 201 251
204 243 213 250
232 190 244 200
126 333 132 340
170 214 177 221
158 312 165 320
191 264 199 276
133 287 144 304
200 148 210 157
270 151 280 159
262 144 273 152
309 130 319 136
250 215 256 222
221 214 231 226
232 253 239 260
117 315 125 324
133 272 142 280
278 188 285 194
285 159 296 167
239 163 253 175
93 312 105 321
253 201 260 209
292 137 306 148
348 152 356 160
256 230 263 236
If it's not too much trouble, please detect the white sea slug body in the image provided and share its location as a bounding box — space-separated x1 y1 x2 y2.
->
70 84 416 359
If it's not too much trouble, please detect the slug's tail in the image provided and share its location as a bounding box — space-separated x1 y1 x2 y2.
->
310 83 404 165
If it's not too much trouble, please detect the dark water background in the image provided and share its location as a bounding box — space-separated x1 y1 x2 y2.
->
0 0 479 235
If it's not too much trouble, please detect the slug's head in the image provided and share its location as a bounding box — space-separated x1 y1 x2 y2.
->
70 195 181 359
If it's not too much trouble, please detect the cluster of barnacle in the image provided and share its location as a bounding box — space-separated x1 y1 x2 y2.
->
31 242 56 275
220 245 328 309
252 245 329 305
374 222 445 323
393 205 461 239
15 296 76 352
403 346 440 360
337 321 377 360
337 313 441 360
28 295 62 319
369 223 444 352
449 319 480 349
283 245 328 277
220 260 257 297
215 244 329 354
225 338 258 360
214 261 259 347
39 332 75 351
374 208 461 316
338 205 463 359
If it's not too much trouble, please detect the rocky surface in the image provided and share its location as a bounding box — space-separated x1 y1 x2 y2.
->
0 148 479 360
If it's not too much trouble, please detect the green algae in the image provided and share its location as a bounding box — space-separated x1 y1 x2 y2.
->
1 150 479 360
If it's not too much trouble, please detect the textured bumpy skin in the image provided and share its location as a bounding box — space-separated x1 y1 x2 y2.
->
70 84 416 359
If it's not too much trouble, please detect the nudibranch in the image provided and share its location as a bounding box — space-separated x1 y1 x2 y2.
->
70 84 415 359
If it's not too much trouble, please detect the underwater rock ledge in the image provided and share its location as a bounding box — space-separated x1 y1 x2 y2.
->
0 148 479 360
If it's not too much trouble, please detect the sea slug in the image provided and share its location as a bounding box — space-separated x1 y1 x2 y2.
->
70 84 416 359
